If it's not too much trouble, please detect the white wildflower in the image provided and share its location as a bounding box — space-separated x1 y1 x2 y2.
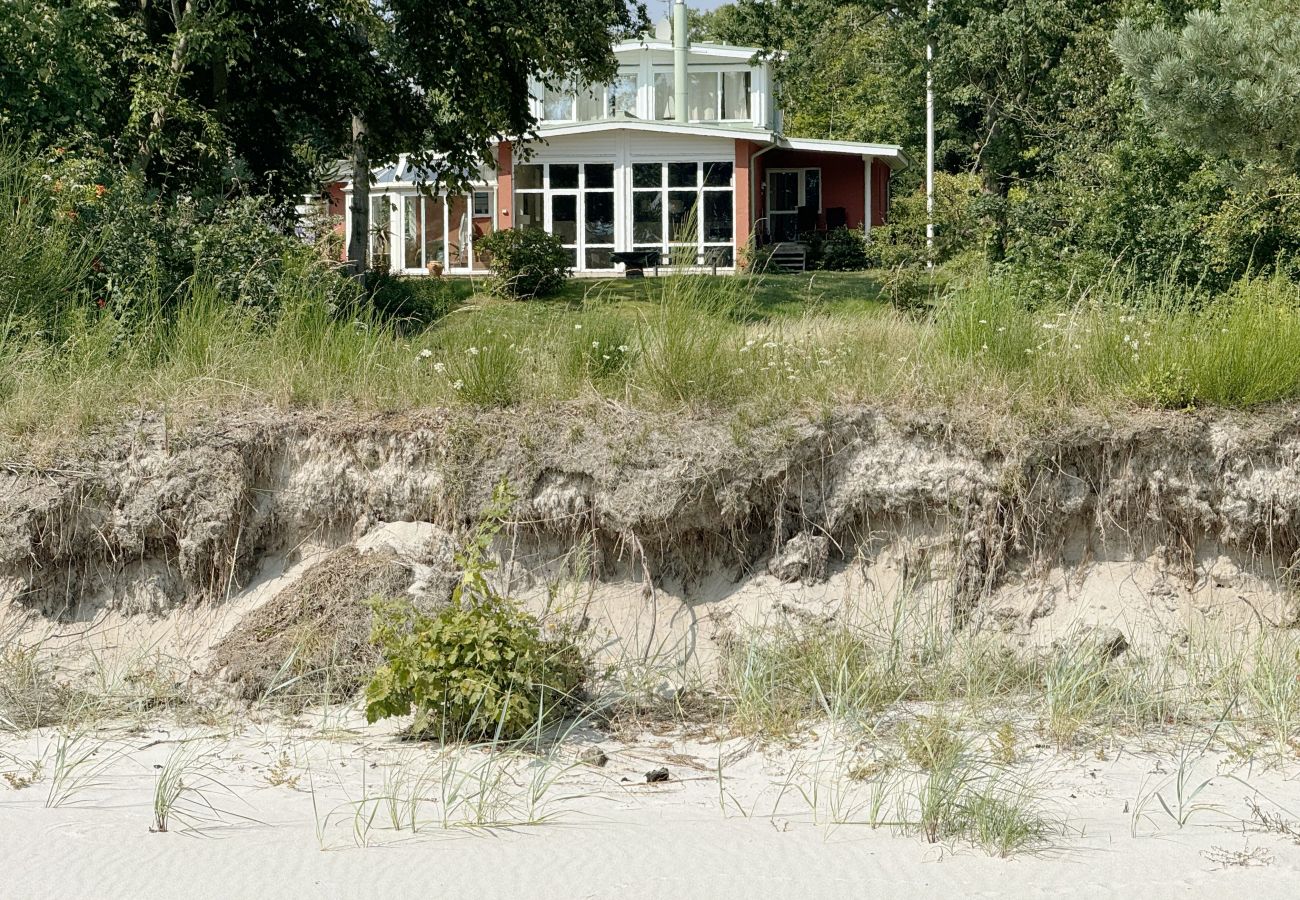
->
418 348 432 359
433 362 447 374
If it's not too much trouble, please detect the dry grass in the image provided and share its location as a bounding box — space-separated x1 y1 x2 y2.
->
209 546 413 707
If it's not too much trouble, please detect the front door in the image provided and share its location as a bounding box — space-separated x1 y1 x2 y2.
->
766 169 821 242
767 170 801 242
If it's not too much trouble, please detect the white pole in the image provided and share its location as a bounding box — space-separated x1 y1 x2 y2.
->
925 0 935 267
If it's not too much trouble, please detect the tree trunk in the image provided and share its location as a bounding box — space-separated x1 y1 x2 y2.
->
347 113 371 287
134 0 192 177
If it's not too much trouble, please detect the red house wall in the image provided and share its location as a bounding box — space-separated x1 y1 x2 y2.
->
496 141 514 229
755 149 867 230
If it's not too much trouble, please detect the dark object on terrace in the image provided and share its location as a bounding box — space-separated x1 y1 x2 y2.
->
645 767 670 783
797 203 819 234
611 249 662 278
825 206 847 230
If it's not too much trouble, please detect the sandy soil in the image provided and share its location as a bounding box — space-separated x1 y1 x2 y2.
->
4 712 1300 900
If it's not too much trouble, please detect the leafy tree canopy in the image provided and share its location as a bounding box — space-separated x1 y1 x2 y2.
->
1116 0 1300 175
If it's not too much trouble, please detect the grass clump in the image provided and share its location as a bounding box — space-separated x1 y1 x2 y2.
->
364 482 585 741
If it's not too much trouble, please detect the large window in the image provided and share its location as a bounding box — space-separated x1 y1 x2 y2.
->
657 70 751 122
368 195 395 269
400 191 494 272
542 73 640 122
512 162 616 270
631 160 734 266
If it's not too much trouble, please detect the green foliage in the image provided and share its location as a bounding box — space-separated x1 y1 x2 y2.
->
817 228 871 272
477 229 572 299
364 482 584 740
0 143 94 326
366 272 471 331
1115 0 1300 175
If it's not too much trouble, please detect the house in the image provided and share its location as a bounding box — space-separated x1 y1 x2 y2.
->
331 0 907 276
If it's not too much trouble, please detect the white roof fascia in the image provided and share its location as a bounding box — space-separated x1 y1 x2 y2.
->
613 39 771 61
533 120 774 142
778 136 911 170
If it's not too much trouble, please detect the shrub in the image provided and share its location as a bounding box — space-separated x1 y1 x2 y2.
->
367 271 470 331
818 227 871 271
476 228 570 299
364 482 583 740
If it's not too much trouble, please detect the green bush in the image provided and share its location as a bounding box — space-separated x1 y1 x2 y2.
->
367 271 471 331
364 482 584 740
818 227 871 271
476 228 571 299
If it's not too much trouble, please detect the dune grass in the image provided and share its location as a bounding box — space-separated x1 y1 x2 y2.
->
5 258 1300 445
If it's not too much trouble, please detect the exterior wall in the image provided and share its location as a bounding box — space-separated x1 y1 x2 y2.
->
326 181 347 260
733 139 755 252
496 141 514 230
754 148 868 230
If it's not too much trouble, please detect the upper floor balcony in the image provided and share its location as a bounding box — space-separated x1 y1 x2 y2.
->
529 30 776 131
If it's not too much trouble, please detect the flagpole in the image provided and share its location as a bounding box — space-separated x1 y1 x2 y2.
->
925 0 935 268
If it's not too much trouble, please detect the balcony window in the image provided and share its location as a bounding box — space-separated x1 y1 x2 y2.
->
543 85 574 121
607 75 637 117
654 72 674 119
688 73 719 121
721 72 751 120
657 69 752 122
543 74 640 122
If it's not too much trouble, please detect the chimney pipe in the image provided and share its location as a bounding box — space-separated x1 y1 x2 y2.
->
673 0 689 123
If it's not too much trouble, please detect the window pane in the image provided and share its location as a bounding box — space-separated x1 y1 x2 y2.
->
633 163 662 188
550 164 579 189
369 195 391 267
654 72 674 119
703 162 733 187
586 248 614 270
423 196 445 264
585 163 614 189
585 192 615 244
804 170 821 211
447 195 471 267
552 194 577 243
608 74 637 117
704 246 734 267
515 193 544 230
703 191 733 243
543 86 574 121
722 72 751 120
403 197 421 268
688 73 719 121
668 162 697 188
667 190 698 240
515 164 543 190
561 247 577 269
576 86 603 121
472 191 491 217
633 193 662 243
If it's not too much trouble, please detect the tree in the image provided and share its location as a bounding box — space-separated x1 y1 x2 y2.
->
342 0 647 281
1115 0 1300 175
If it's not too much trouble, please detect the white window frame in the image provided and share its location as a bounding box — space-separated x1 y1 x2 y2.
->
653 66 753 123
631 160 736 267
397 189 496 274
512 161 618 271
540 70 640 123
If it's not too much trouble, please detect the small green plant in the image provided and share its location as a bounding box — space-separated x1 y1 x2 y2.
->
364 481 584 740
477 229 571 299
